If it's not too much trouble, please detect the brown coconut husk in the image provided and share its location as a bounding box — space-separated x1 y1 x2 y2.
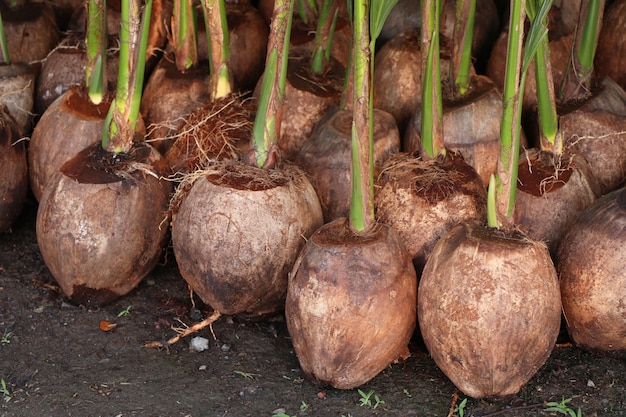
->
171 159 323 318
28 85 115 201
419 220 562 398
163 93 256 176
37 141 173 307
514 149 601 255
375 151 487 275
296 107 400 222
557 187 626 358
0 107 27 232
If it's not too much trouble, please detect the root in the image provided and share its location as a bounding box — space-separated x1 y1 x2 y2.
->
144 310 222 349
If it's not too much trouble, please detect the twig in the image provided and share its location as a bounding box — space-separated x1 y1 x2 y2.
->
447 391 460 417
144 310 221 348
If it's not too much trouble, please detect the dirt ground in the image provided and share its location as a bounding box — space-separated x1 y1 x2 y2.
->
1 199 625 417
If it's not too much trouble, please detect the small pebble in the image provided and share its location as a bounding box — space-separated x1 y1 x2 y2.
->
189 336 209 352
221 343 231 352
587 379 596 387
198 365 207 371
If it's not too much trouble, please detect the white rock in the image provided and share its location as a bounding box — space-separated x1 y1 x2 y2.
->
189 336 210 352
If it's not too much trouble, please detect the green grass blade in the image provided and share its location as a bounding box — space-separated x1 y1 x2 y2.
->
577 0 601 73
0 11 10 64
86 0 107 104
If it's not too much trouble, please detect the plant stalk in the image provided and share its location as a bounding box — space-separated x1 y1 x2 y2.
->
86 0 107 104
102 0 153 153
172 0 198 72
451 0 475 96
0 10 10 64
420 0 444 160
202 0 232 99
250 0 294 168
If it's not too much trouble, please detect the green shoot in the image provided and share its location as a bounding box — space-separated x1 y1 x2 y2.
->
0 10 10 64
310 0 336 74
495 0 551 221
560 0 605 101
102 0 153 153
348 0 397 232
487 174 498 227
420 0 444 160
172 0 198 72
201 0 232 99
117 305 132 317
528 0 559 153
299 400 309 411
451 0 475 95
1 329 12 344
357 389 384 409
233 370 255 379
455 397 468 417
544 396 583 417
0 378 10 402
86 0 107 104
250 0 294 168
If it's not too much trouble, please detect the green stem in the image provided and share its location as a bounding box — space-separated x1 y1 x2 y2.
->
172 0 198 72
102 0 153 153
452 0 475 96
201 0 232 98
420 0 444 160
349 0 374 232
530 0 559 153
250 0 294 168
86 0 107 104
0 10 10 64
311 0 334 74
496 0 525 221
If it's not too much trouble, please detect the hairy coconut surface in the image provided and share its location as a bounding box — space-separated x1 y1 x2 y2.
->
0 63 35 136
164 94 255 175
557 187 626 356
560 78 626 195
1 1 59 64
0 108 27 232
285 218 417 389
254 48 344 161
36 34 120 115
514 149 601 255
28 85 113 202
419 221 562 399
297 108 400 222
141 52 213 155
405 75 502 186
36 142 172 307
375 152 487 275
171 161 323 318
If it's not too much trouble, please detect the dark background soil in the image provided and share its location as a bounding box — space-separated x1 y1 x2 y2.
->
1 200 625 417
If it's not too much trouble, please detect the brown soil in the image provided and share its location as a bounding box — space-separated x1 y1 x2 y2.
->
1 200 625 417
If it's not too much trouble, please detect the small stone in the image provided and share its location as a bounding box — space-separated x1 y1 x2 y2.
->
587 379 596 387
198 365 207 371
189 336 209 352
221 343 231 352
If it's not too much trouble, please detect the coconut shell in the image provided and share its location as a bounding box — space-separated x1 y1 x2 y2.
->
36 142 172 307
1 2 59 64
297 108 400 222
404 75 502 186
560 78 626 194
286 218 417 389
0 63 35 136
28 85 113 202
557 187 626 356
514 149 601 255
419 221 562 398
35 34 120 115
141 51 212 155
171 161 323 317
0 108 27 232
375 152 487 274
